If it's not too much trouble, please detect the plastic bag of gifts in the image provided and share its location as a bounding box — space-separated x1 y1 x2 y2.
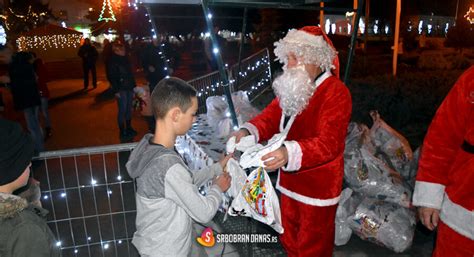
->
225 158 248 199
344 148 412 207
345 122 374 157
335 188 363 246
228 166 284 234
368 111 413 178
348 198 416 253
206 91 259 138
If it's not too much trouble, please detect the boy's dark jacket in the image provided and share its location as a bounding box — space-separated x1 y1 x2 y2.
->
0 192 59 257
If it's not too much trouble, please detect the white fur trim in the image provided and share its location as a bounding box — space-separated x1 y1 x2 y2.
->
440 193 474 240
241 122 259 143
412 181 445 209
274 29 337 73
316 71 332 87
282 140 302 172
276 172 340 206
283 29 328 49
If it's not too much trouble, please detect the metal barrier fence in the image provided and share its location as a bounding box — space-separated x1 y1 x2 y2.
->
31 135 214 257
188 48 272 114
228 48 272 102
32 143 139 257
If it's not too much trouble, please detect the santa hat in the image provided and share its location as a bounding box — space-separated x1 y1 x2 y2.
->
274 26 340 78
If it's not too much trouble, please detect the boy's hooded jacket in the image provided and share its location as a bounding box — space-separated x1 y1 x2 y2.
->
126 134 223 257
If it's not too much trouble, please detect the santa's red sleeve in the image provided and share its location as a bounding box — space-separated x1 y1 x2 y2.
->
241 98 282 142
284 82 352 171
413 67 473 209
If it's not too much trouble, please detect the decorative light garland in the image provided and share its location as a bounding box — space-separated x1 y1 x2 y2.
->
0 6 48 31
0 25 6 45
196 54 272 99
16 34 83 51
98 0 116 22
465 7 474 24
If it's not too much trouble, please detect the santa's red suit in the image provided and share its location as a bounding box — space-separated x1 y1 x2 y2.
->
413 66 474 256
242 71 352 256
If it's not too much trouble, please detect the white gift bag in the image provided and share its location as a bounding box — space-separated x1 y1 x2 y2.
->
225 158 248 199
228 166 284 234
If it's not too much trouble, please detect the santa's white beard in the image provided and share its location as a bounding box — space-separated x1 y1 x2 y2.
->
272 67 316 116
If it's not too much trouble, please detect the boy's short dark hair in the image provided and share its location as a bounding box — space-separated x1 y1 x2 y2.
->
151 77 197 119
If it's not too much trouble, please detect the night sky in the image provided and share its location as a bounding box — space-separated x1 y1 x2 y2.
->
75 0 472 34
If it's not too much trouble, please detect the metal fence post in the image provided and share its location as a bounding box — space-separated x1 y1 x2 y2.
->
201 0 239 129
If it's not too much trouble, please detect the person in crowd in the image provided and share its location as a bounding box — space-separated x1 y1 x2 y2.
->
231 26 352 256
31 52 52 139
107 41 137 141
0 118 59 257
413 65 474 257
204 26 226 71
78 38 98 90
140 37 168 93
102 38 113 83
8 51 44 152
126 77 231 257
140 38 167 133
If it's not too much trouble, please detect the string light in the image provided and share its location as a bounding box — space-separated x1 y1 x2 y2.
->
0 6 48 31
16 34 82 51
196 54 271 100
465 7 474 24
98 0 116 22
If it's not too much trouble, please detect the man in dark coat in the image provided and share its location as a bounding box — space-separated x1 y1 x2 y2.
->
8 51 43 152
78 38 98 90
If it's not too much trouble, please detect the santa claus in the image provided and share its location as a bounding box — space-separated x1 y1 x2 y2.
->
413 66 474 257
232 26 352 256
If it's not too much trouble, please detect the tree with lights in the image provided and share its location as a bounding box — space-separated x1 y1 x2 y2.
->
98 0 116 22
85 3 151 40
1 0 53 39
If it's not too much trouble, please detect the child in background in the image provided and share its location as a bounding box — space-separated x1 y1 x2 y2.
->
0 118 59 257
126 77 231 257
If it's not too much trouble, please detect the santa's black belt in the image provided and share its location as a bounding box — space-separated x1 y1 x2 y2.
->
461 140 474 154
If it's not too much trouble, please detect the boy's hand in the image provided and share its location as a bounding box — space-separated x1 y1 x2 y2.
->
418 207 440 231
214 173 231 192
218 154 233 169
230 128 249 144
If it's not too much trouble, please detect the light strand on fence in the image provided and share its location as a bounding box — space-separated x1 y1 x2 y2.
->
196 55 271 98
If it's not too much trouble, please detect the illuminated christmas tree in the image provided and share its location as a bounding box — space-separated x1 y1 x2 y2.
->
98 0 116 22
465 7 474 24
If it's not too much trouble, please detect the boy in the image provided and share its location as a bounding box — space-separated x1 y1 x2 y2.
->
0 118 59 257
126 77 232 257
